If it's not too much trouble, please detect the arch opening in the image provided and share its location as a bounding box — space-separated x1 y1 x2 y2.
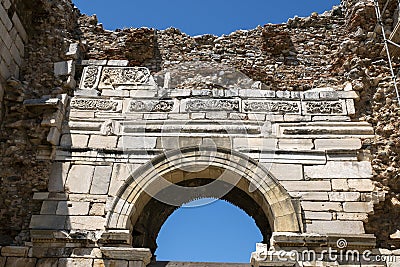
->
107 147 301 253
154 197 263 263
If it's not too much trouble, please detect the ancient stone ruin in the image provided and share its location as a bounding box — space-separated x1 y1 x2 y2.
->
0 0 400 266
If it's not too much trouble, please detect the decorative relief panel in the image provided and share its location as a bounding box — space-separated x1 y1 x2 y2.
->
303 100 347 115
99 67 152 89
70 98 121 112
185 99 240 112
243 100 301 114
128 100 175 112
79 66 102 90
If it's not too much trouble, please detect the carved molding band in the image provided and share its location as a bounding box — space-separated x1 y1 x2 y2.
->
128 100 174 112
100 67 151 89
243 100 300 114
303 101 346 115
80 66 102 90
71 99 120 111
185 99 240 112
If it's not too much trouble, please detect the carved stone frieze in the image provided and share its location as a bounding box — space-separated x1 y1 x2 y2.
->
70 98 121 112
185 99 240 112
128 100 174 112
303 100 346 115
99 67 152 89
79 66 102 90
243 100 301 114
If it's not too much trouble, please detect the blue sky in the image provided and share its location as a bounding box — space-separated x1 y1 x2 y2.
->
71 0 340 263
73 0 340 36
155 199 262 263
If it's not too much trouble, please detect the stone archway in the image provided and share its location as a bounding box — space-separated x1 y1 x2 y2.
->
107 147 301 251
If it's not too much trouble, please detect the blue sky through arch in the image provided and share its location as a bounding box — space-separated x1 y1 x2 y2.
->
72 0 340 36
155 198 263 263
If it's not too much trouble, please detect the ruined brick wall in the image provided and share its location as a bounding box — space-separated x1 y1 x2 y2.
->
0 0 399 249
0 0 80 245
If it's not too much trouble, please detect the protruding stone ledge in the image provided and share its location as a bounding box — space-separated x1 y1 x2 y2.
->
100 247 152 264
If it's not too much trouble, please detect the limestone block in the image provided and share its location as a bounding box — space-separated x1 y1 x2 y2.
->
284 114 312 122
306 220 365 234
29 215 66 230
269 164 303 181
54 60 75 76
102 89 130 97
88 135 118 149
278 139 314 150
289 192 329 201
206 111 228 119
1 246 28 257
312 115 351 122
332 179 349 191
90 166 112 194
11 13 27 42
48 162 70 192
143 113 168 120
90 203 106 216
60 134 89 148
109 164 141 196
304 211 333 220
5 258 36 267
314 138 362 150
71 248 102 258
233 138 277 150
65 165 95 194
67 216 105 230
66 43 80 59
301 201 342 212
304 161 373 179
40 201 58 215
191 113 205 119
337 212 368 221
348 179 375 192
343 202 374 213
130 89 158 98
129 261 145 267
0 257 5 267
281 181 331 192
118 136 157 150
0 4 12 31
58 259 93 267
94 259 129 267
56 201 90 215
328 192 361 201
108 60 129 66
47 127 61 145
36 258 58 267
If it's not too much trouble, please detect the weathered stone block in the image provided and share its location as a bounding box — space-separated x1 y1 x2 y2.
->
58 258 93 267
29 215 66 230
40 201 58 215
36 258 58 267
118 136 157 150
269 164 303 181
94 259 129 267
233 138 277 150
65 165 95 194
348 179 375 192
1 246 28 257
56 201 90 215
301 201 342 211
281 181 331 192
328 192 360 201
343 202 374 213
60 134 89 148
288 192 329 201
48 162 70 192
304 161 373 179
88 135 118 149
90 203 106 216
54 60 75 76
306 220 365 234
5 258 36 267
304 211 333 220
278 139 314 150
109 164 140 196
331 179 349 191
336 212 368 221
314 138 362 150
90 166 112 194
67 216 105 230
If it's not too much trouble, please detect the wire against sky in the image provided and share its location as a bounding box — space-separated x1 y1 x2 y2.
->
72 0 340 36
